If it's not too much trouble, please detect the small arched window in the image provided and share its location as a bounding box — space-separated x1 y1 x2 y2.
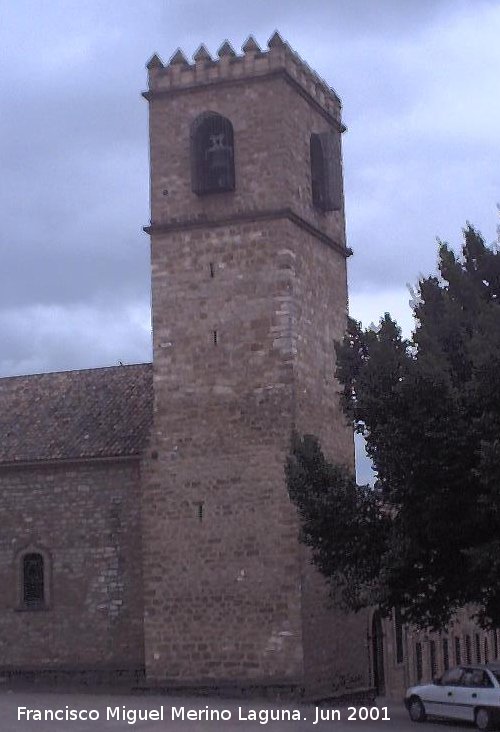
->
310 131 343 212
23 552 45 609
191 112 235 195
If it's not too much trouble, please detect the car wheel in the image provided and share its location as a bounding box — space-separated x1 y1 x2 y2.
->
408 697 426 723
475 707 493 731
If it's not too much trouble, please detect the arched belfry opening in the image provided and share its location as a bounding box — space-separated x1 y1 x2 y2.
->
190 112 235 195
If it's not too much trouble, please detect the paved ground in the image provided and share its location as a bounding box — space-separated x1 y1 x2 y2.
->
0 691 477 732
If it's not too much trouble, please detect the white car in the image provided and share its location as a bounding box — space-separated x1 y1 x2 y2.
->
405 664 500 730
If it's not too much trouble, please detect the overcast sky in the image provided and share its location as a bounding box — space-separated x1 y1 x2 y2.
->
2 0 499 481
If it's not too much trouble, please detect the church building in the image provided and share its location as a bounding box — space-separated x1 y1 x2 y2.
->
5 32 483 701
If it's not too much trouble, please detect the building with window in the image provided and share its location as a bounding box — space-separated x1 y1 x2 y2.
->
370 608 500 698
0 34 371 699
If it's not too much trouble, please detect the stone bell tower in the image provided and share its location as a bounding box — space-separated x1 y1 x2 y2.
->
141 33 369 697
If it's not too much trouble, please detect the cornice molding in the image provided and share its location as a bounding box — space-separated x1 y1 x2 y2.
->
144 207 350 257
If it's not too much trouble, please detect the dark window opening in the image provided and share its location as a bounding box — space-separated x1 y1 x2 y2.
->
430 640 437 678
442 638 449 670
394 607 404 664
191 113 235 195
209 262 215 278
213 330 218 345
23 553 44 609
494 631 498 659
310 131 342 212
415 642 423 682
475 633 481 663
484 637 489 664
196 502 204 522
455 636 461 665
465 634 472 664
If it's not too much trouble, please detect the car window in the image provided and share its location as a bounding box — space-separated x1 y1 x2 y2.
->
462 670 475 687
462 669 494 688
476 670 493 688
481 672 494 688
441 667 464 685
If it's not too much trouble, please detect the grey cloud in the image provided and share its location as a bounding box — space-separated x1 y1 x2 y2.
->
1 0 499 380
158 0 459 49
0 304 151 377
1 236 150 309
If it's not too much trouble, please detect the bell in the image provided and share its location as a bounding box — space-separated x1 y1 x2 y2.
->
206 133 232 188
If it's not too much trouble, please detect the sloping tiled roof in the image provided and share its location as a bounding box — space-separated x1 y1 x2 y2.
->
0 363 153 465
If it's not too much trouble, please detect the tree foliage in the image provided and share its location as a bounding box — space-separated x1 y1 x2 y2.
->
286 432 390 612
287 225 500 628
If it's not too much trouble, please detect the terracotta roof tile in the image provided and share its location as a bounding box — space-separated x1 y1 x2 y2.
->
0 363 153 464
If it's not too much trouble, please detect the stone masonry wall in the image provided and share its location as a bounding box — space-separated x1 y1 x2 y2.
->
301 564 370 699
291 226 352 461
142 219 304 683
286 206 369 698
0 459 144 671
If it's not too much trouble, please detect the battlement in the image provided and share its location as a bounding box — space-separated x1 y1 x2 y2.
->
145 32 343 125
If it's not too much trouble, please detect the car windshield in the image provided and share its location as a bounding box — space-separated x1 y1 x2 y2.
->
490 670 500 685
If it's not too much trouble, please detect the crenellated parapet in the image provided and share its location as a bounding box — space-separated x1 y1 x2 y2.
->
144 32 343 127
